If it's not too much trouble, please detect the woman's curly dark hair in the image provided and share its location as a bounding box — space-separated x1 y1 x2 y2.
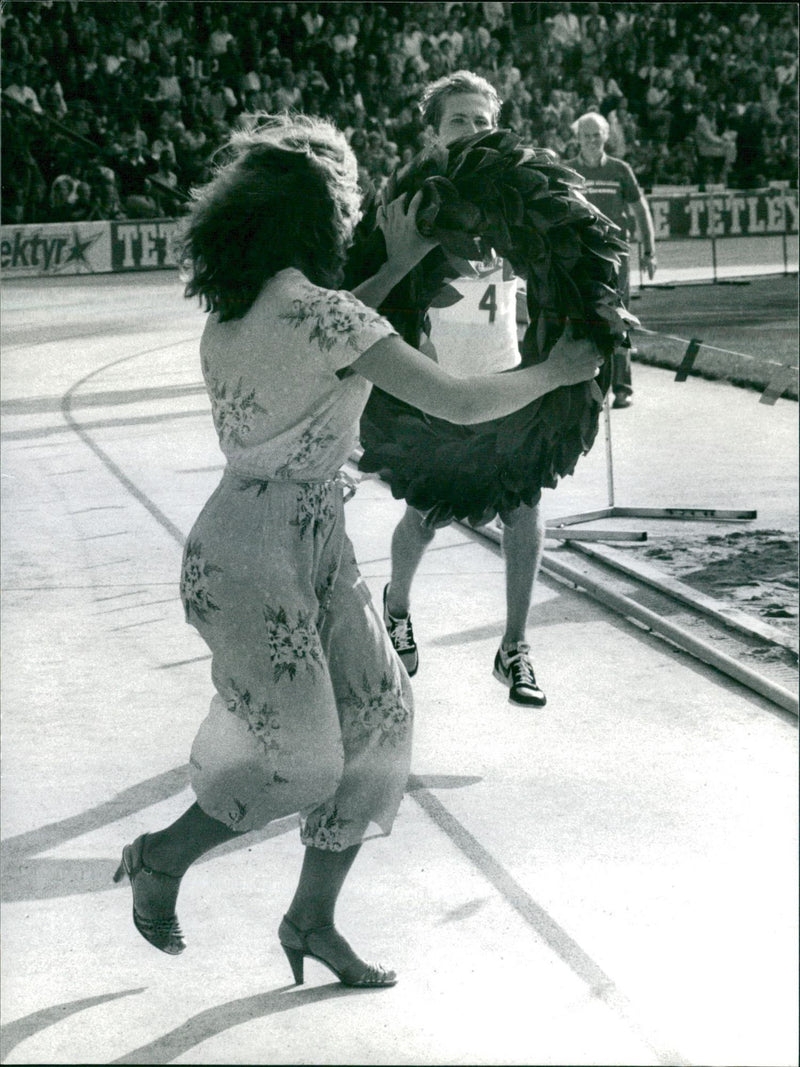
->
178 114 361 322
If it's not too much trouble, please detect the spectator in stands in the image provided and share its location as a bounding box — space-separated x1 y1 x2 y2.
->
580 2 608 40
567 112 657 408
578 13 608 70
361 128 391 183
400 18 424 63
495 51 522 98
3 0 796 225
216 35 245 89
694 93 737 187
399 63 423 107
115 141 156 217
546 2 582 76
460 6 492 66
498 98 526 137
303 55 330 97
125 19 150 67
575 60 621 115
49 167 85 222
99 31 127 80
606 97 638 160
206 77 238 125
438 11 465 62
643 69 673 142
758 69 782 123
775 50 797 89
541 87 564 128
273 62 303 111
301 3 325 41
88 163 125 220
1 116 46 223
667 73 699 150
607 6 637 48
554 107 579 157
150 113 178 166
208 14 235 58
155 58 182 108
482 1 508 39
146 150 180 215
37 65 68 121
330 13 358 57
172 119 207 180
508 75 533 112
4 61 43 113
159 5 188 53
358 53 384 112
64 97 94 141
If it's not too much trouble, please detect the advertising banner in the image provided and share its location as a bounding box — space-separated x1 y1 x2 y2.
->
647 189 798 241
0 218 181 277
110 219 180 271
2 191 796 277
0 221 111 277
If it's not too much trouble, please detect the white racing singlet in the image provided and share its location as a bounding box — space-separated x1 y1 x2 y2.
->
425 254 521 377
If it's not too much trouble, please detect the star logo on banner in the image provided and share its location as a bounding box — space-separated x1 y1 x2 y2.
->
61 227 103 271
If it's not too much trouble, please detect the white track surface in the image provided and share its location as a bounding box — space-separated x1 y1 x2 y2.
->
1 273 798 1066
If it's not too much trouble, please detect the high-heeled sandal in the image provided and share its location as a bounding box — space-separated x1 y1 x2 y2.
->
278 915 397 988
112 834 186 955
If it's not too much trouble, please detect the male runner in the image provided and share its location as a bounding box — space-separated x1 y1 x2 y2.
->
381 70 548 708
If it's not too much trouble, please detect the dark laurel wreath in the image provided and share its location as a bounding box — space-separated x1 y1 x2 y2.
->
343 128 640 528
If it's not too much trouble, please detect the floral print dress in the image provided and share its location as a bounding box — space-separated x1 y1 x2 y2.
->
180 268 413 849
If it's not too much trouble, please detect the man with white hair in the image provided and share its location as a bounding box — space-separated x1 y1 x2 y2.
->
567 112 656 408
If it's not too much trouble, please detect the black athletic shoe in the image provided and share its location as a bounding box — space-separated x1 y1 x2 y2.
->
493 643 546 707
383 585 419 677
612 392 633 409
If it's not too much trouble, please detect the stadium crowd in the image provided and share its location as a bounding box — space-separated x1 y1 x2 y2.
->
2 1 798 225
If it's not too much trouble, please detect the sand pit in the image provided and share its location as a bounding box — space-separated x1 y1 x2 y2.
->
631 528 799 636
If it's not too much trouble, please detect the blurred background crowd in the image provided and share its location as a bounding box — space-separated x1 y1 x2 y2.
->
2 0 798 225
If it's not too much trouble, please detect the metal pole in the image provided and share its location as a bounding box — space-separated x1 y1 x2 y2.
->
783 190 789 276
708 190 718 283
603 391 615 508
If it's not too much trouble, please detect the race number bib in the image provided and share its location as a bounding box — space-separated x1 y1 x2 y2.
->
428 258 520 377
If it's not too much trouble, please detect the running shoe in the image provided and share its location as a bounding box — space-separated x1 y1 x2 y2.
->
382 584 419 677
493 643 546 707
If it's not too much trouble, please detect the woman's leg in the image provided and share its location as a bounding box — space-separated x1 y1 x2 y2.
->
115 802 240 954
284 842 361 930
276 540 412 983
280 843 395 984
142 801 240 877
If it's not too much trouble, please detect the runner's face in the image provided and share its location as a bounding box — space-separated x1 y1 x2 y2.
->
435 93 495 146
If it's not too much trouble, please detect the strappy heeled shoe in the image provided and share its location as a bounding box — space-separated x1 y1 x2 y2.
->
112 834 185 955
278 915 397 988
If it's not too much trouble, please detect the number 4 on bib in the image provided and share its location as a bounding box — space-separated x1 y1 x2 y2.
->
478 283 497 323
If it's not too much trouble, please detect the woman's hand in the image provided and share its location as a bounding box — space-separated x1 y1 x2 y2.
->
352 190 440 308
543 327 603 389
377 189 439 272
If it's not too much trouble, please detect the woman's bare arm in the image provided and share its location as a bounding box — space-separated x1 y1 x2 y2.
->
350 328 601 425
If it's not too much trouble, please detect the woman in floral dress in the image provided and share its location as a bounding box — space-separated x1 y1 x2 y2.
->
114 113 600 987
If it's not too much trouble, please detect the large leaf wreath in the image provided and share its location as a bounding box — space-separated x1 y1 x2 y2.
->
343 128 639 528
